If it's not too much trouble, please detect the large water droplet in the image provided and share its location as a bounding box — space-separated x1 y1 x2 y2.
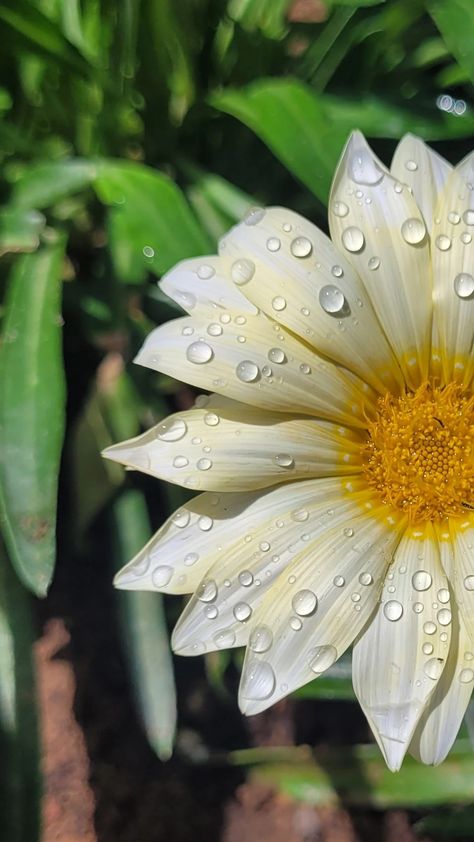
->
197 579 218 602
249 625 273 653
412 570 432 592
290 237 312 258
231 259 255 285
171 509 190 528
464 575 474 591
236 360 259 382
437 608 452 626
437 588 450 604
152 565 173 587
241 660 276 700
401 217 426 245
435 234 451 251
204 412 219 426
272 296 287 311
359 572 373 586
383 600 403 621
197 264 215 279
267 237 281 252
309 645 338 673
342 226 365 253
245 207 265 226
186 340 214 364
333 576 345 588
422 642 434 655
448 211 460 224
274 453 295 468
292 589 318 616
462 209 474 226
213 628 236 649
423 621 437 635
156 417 187 442
198 515 213 531
176 290 196 310
197 457 212 471
238 570 254 587
207 323 223 337
268 347 286 364
424 657 444 680
349 148 384 185
233 602 252 622
454 273 474 299
319 284 346 315
459 668 474 684
173 455 189 468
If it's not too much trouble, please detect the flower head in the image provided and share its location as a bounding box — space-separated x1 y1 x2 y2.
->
104 132 474 770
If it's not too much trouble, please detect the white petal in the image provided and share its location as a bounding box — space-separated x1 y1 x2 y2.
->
134 312 375 426
410 606 474 765
219 208 402 394
431 153 474 386
103 396 363 491
236 504 404 715
353 524 451 771
171 478 388 655
391 134 452 233
329 131 432 388
160 256 257 317
437 515 474 642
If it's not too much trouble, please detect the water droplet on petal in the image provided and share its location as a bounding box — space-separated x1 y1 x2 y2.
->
299 363 311 375
173 455 189 468
333 576 345 588
239 570 254 587
435 234 451 251
249 625 273 653
437 588 450 604
412 570 432 591
197 458 212 471
464 575 474 590
171 509 190 528
343 527 354 538
342 226 365 253
245 207 265 226
437 608 452 626
241 660 276 700
448 211 460 224
186 340 214 364
331 265 344 278
268 347 286 364
231 259 255 285
236 360 260 383
198 515 213 531
205 605 218 619
461 231 472 244
204 412 220 427
383 600 403 621
309 645 338 673
290 616 302 631
349 149 384 185
424 657 444 680
274 453 295 468
423 621 437 635
292 589 318 616
292 508 309 522
319 284 346 315
207 323 223 337
267 237 281 252
333 200 349 217
213 628 236 649
197 579 218 602
197 264 215 279
413 602 424 614
359 572 373 586
422 642 434 655
462 209 474 226
157 417 187 442
184 552 199 566
272 296 286 311
152 565 173 587
405 159 418 171
454 273 474 299
234 602 252 622
368 256 380 270
460 668 474 683
290 237 312 258
401 217 426 245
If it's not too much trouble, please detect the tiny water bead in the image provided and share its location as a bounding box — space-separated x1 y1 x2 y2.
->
363 383 474 521
412 570 432 591
435 234 451 251
332 200 349 217
272 295 287 311
268 347 286 364
267 237 281 252
405 159 418 171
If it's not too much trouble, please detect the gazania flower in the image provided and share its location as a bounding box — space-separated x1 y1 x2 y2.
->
104 132 474 770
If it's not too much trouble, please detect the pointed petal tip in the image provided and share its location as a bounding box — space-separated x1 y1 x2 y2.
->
379 736 407 772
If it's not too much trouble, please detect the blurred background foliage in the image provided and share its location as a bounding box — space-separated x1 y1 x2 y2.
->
1 0 474 839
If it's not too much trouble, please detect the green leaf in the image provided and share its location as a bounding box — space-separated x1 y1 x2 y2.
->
428 0 474 86
94 160 212 283
0 236 66 596
227 0 291 39
211 78 474 203
10 159 97 209
0 208 45 256
112 490 177 761
0 543 40 842
187 170 254 241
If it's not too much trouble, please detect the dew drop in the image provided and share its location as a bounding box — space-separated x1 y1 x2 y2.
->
359 572 373 586
233 602 252 622
292 589 318 617
197 458 212 471
245 207 265 226
197 264 215 280
405 159 418 172
454 273 474 299
241 660 276 700
173 455 189 468
333 200 349 217
383 600 403 621
349 149 384 185
290 616 303 631
268 347 286 364
207 323 223 337
319 284 346 315
292 508 309 522
343 527 354 538
437 608 452 626
152 565 173 587
184 552 199 566
249 625 273 653
331 265 344 278
460 668 474 684
435 234 451 251
272 296 287 311
204 412 219 427
186 340 214 364
464 575 474 590
171 510 190 528
198 515 213 531
333 576 345 588
299 363 311 375
205 605 218 619
309 645 338 673
448 211 460 224
290 237 313 258
197 579 218 602
424 657 444 680
267 237 281 252
437 588 450 604
401 217 426 245
413 602 424 614
423 621 437 635
422 642 434 655
462 209 474 226
239 570 254 587
236 360 260 382
231 259 255 286
213 628 236 649
342 226 365 253
274 453 295 468
368 256 380 270
156 417 187 442
412 570 432 591
461 232 472 244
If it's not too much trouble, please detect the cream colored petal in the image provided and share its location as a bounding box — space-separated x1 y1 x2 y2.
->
410 606 474 765
353 524 451 771
134 312 375 426
103 395 363 492
160 255 257 317
235 503 404 715
391 134 452 233
329 131 432 389
437 515 474 642
171 478 388 655
431 153 474 386
218 208 402 394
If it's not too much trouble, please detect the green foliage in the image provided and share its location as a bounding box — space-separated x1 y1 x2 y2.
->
0 0 474 834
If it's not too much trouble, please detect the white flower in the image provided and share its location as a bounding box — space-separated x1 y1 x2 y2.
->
104 132 474 770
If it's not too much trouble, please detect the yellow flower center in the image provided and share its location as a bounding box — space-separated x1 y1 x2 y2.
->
362 382 474 523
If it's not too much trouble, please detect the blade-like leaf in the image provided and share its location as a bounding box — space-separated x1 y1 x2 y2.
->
0 235 66 595
10 159 97 209
0 208 45 256
0 542 40 842
429 0 474 86
94 160 212 283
